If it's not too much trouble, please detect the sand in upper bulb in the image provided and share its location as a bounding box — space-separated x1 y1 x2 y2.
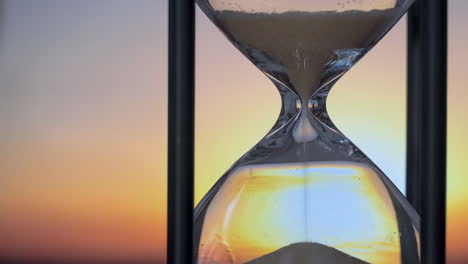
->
216 9 396 101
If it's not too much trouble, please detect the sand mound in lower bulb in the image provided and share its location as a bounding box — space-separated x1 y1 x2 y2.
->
244 242 369 264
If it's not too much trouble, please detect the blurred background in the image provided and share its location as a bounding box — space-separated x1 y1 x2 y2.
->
0 0 466 263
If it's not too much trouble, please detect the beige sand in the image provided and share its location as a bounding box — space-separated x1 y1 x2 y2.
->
244 242 369 264
216 9 396 101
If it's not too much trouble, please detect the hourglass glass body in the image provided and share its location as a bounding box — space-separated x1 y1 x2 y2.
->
194 1 419 263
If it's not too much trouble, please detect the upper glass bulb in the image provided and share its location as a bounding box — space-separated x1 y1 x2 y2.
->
197 0 413 101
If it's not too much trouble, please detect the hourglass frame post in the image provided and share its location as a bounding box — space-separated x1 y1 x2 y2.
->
406 0 423 215
168 0 195 264
407 0 447 263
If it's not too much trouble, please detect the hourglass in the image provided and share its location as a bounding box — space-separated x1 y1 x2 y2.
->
194 0 419 263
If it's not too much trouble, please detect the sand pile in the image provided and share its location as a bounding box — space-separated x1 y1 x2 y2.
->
244 242 369 264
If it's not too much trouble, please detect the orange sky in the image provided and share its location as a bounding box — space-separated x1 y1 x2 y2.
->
0 0 467 263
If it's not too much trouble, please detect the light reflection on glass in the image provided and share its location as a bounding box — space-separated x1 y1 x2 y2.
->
199 162 404 264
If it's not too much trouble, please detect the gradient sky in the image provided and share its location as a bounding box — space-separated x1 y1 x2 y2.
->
0 0 466 263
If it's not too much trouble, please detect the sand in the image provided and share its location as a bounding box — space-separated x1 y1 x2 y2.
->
216 9 396 101
244 242 369 264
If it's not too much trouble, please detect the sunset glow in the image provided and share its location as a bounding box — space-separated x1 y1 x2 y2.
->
0 0 466 263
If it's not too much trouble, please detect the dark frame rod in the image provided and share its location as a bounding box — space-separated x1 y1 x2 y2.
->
407 0 447 263
420 0 448 262
167 0 195 263
406 0 423 215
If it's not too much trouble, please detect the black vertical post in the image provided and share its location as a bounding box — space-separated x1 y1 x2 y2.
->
406 1 423 215
407 0 447 264
168 0 195 264
420 0 448 263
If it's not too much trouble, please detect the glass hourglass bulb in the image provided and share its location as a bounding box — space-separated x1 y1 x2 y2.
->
194 0 419 263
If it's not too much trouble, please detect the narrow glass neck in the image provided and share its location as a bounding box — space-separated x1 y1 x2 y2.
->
268 81 336 139
239 81 361 166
